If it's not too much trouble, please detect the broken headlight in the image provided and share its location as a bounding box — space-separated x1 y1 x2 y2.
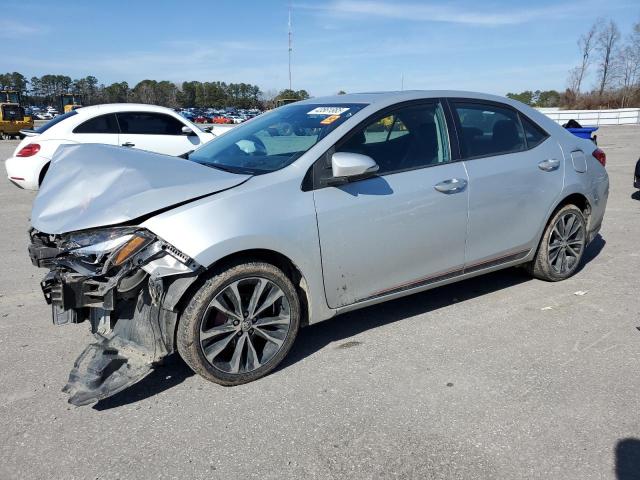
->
63 227 154 268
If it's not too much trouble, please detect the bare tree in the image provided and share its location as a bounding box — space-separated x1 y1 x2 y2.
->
617 46 639 106
595 20 621 96
632 20 640 86
572 24 597 93
617 20 640 106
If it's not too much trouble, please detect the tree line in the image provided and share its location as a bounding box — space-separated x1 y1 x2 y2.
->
508 18 640 109
0 72 311 109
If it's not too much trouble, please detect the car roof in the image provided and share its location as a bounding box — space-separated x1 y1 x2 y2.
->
296 90 514 106
293 89 566 140
72 103 179 116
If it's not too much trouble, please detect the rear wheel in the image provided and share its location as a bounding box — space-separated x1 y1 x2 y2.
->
177 261 300 385
528 205 587 281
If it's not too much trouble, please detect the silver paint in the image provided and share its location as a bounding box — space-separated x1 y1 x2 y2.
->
31 91 609 325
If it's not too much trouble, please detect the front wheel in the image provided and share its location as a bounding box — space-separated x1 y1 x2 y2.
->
177 261 300 385
527 205 587 281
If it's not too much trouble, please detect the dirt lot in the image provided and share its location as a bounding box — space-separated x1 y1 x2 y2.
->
0 127 639 479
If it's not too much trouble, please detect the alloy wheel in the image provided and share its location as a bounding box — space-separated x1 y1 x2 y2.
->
547 211 585 274
199 277 291 374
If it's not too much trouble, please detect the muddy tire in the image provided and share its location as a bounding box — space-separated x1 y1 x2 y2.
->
177 261 300 386
527 205 587 282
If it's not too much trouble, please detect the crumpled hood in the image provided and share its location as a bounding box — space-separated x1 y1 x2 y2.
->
31 144 250 234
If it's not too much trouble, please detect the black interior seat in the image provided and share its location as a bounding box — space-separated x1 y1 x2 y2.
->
401 121 439 169
460 126 483 157
492 120 522 152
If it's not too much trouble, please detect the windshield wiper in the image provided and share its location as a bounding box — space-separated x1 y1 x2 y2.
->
197 162 243 174
177 150 194 159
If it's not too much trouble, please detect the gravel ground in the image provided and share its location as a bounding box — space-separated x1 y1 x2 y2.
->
0 127 639 480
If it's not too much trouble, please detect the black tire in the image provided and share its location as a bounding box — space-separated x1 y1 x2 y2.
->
177 261 300 386
527 205 587 281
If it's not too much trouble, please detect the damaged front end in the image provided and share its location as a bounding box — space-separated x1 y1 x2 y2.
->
29 227 202 406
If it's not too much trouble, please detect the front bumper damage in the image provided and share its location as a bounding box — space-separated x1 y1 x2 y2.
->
29 229 202 406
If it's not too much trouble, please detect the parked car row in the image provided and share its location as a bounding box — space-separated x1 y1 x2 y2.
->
27 106 59 120
180 107 262 124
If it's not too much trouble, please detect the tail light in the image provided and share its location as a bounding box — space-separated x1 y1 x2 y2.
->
592 148 606 167
16 143 41 157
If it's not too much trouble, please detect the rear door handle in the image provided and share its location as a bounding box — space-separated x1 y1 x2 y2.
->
122 142 135 147
538 158 560 171
434 178 467 194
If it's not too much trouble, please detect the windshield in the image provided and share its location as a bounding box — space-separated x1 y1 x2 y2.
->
2 92 20 104
188 103 367 175
34 110 78 134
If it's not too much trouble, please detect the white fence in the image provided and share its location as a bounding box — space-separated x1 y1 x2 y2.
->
537 107 640 126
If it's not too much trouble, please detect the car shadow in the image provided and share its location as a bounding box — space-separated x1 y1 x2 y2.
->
93 354 194 411
631 190 640 201
279 267 531 371
575 234 606 274
93 235 606 409
281 236 606 372
615 438 640 480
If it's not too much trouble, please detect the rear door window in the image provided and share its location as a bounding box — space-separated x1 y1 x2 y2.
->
117 112 185 135
452 102 525 158
73 114 119 134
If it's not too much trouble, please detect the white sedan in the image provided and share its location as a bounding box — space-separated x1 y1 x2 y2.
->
5 103 220 190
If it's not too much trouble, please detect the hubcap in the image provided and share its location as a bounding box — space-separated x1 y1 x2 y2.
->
199 277 291 374
548 212 585 274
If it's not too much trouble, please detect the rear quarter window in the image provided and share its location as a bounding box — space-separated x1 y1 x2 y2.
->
520 115 549 149
73 114 119 134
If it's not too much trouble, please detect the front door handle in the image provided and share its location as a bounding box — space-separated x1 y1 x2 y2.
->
538 158 560 171
122 142 135 147
434 178 467 194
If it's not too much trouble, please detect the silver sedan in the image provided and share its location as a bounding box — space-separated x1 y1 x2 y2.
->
28 91 609 405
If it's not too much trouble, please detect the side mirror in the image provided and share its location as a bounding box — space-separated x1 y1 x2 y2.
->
182 126 195 135
330 152 379 184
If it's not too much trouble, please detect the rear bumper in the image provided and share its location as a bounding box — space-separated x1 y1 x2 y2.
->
5 155 43 190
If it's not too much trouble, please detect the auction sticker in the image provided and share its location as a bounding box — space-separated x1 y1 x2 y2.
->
320 115 341 125
307 107 350 116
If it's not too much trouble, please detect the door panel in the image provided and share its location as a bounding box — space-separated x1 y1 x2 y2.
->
463 140 564 265
71 132 119 146
314 162 468 308
449 99 564 266
118 133 200 156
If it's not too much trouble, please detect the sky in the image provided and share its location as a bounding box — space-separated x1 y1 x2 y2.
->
2 0 639 97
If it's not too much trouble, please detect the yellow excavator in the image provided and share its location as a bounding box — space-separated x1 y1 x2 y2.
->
0 90 33 139
60 93 83 113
